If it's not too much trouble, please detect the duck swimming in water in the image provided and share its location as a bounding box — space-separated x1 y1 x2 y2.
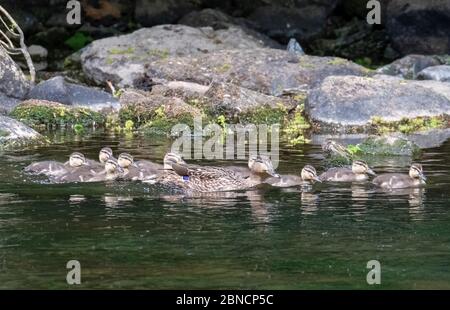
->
319 160 376 182
155 154 279 193
265 165 321 187
24 152 89 178
117 153 145 181
322 139 352 159
83 158 124 182
53 152 97 183
372 163 426 189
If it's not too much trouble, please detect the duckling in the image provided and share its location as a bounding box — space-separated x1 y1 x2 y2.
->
135 152 185 177
265 165 321 187
117 153 145 181
53 152 96 183
372 163 426 189
226 155 278 179
84 158 124 182
85 147 114 172
319 160 376 182
24 152 88 178
322 139 352 159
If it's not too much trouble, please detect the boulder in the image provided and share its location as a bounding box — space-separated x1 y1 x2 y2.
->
26 76 120 113
376 54 444 79
306 75 450 128
119 89 201 124
417 65 450 82
0 115 46 150
202 82 296 117
0 93 20 115
145 48 368 96
386 0 450 55
80 24 278 87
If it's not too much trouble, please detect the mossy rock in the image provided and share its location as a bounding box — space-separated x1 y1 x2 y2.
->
10 100 105 128
356 136 421 157
371 116 446 134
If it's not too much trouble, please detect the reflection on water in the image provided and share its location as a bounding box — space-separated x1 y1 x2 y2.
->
0 129 450 289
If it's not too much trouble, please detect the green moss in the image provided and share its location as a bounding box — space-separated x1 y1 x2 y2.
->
327 58 348 66
215 63 232 73
371 116 445 134
0 129 10 137
108 47 135 55
10 104 105 128
140 113 198 136
358 136 421 157
146 48 169 59
239 105 287 125
283 104 311 145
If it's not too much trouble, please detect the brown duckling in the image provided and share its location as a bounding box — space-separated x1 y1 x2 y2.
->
265 165 321 187
372 163 426 189
319 160 376 182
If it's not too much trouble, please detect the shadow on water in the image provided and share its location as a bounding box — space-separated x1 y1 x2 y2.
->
0 129 450 289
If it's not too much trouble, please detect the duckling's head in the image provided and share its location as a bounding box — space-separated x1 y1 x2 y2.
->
105 158 121 174
118 153 134 168
301 165 321 183
163 152 186 170
409 163 426 182
322 140 350 158
248 155 279 177
352 160 376 175
99 147 113 164
69 152 86 167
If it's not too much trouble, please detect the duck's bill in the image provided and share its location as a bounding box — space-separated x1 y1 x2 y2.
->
420 173 427 181
367 168 376 176
265 169 280 178
313 176 322 183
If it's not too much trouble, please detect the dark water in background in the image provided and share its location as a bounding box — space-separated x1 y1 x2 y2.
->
0 129 449 289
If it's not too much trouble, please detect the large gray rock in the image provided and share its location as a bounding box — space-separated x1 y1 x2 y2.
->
417 65 450 82
376 54 444 79
26 76 120 112
306 75 450 128
0 115 46 150
145 48 368 96
202 82 296 116
386 0 450 55
0 47 30 101
0 93 20 115
80 24 279 87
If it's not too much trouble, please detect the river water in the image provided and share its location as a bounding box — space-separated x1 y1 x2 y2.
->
0 129 449 289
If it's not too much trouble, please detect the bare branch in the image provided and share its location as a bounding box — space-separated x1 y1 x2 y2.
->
0 5 35 84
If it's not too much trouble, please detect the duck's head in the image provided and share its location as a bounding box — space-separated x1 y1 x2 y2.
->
352 160 376 175
248 155 279 177
118 153 135 168
322 140 350 158
409 163 426 182
163 152 186 170
301 165 321 183
99 147 113 164
69 152 87 167
105 158 122 174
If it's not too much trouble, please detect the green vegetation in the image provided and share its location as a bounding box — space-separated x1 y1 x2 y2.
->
215 63 232 73
239 105 287 125
11 103 105 129
146 48 169 59
108 47 135 55
283 104 311 145
64 32 93 51
371 116 445 134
